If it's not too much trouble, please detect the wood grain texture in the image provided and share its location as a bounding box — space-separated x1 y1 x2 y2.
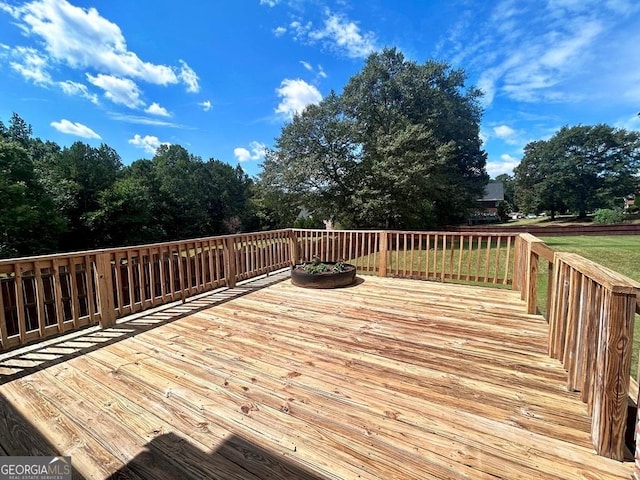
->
0 273 634 479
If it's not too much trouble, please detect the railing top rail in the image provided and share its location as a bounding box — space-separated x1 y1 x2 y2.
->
530 242 555 263
556 251 640 294
518 232 545 243
291 228 385 233
292 228 518 237
0 229 294 266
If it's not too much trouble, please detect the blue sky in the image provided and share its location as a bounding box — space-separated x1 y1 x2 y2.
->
1 0 639 179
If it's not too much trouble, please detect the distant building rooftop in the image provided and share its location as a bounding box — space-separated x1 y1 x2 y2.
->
482 182 504 202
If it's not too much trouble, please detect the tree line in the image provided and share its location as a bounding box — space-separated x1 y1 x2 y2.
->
0 113 258 258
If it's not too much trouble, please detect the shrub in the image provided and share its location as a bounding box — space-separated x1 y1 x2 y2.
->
593 208 625 224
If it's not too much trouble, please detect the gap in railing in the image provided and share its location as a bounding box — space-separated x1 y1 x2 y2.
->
536 260 550 318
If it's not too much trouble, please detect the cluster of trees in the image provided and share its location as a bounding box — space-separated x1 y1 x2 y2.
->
259 48 488 229
1 113 256 258
503 125 640 219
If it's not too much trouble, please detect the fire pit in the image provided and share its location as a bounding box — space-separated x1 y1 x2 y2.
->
291 259 357 289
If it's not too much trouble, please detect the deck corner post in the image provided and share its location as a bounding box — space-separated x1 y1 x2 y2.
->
378 231 388 277
289 229 299 266
223 236 237 289
592 291 635 461
95 252 116 327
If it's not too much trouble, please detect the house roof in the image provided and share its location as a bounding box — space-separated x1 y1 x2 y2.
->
482 182 504 202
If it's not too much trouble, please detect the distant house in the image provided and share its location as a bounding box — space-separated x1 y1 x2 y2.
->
624 195 635 211
479 182 504 214
468 182 504 225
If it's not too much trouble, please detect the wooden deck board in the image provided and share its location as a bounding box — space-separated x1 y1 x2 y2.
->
0 272 634 479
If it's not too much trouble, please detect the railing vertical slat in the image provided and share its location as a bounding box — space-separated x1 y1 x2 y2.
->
34 262 47 338
448 235 455 280
563 268 581 382
493 237 501 284
440 234 446 282
571 276 590 393
456 234 464 280
68 259 81 328
14 265 26 344
584 283 602 412
52 260 65 333
85 256 96 324
430 233 436 278
483 236 491 284
0 279 7 348
503 236 512 286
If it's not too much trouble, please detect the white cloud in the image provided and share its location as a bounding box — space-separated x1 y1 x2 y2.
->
128 134 169 154
50 119 101 139
310 11 377 58
9 46 51 84
3 0 178 85
199 100 212 112
109 113 180 127
274 26 287 37
445 2 635 106
145 102 170 117
486 153 520 177
289 10 376 59
58 80 99 103
492 125 521 145
260 0 280 6
86 73 143 108
234 141 267 162
275 78 322 118
179 60 199 93
298 61 328 80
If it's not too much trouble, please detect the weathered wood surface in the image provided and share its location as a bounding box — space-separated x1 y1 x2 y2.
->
0 273 633 479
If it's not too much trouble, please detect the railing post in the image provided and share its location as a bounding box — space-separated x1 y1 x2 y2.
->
223 236 237 289
95 253 116 327
516 234 545 314
289 229 299 266
378 231 388 277
592 291 635 460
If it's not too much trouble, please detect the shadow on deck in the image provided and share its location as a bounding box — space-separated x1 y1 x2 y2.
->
0 271 291 385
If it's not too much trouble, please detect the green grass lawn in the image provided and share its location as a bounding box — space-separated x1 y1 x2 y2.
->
540 235 640 378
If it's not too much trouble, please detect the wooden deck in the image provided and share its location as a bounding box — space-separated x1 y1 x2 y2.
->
0 272 634 479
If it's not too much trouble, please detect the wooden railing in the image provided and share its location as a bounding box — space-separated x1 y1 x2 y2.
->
0 230 293 349
292 229 517 285
518 234 640 461
1 228 639 463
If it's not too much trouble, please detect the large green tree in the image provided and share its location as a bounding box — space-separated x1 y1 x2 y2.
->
515 125 640 218
0 140 64 257
259 48 487 228
260 91 360 226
